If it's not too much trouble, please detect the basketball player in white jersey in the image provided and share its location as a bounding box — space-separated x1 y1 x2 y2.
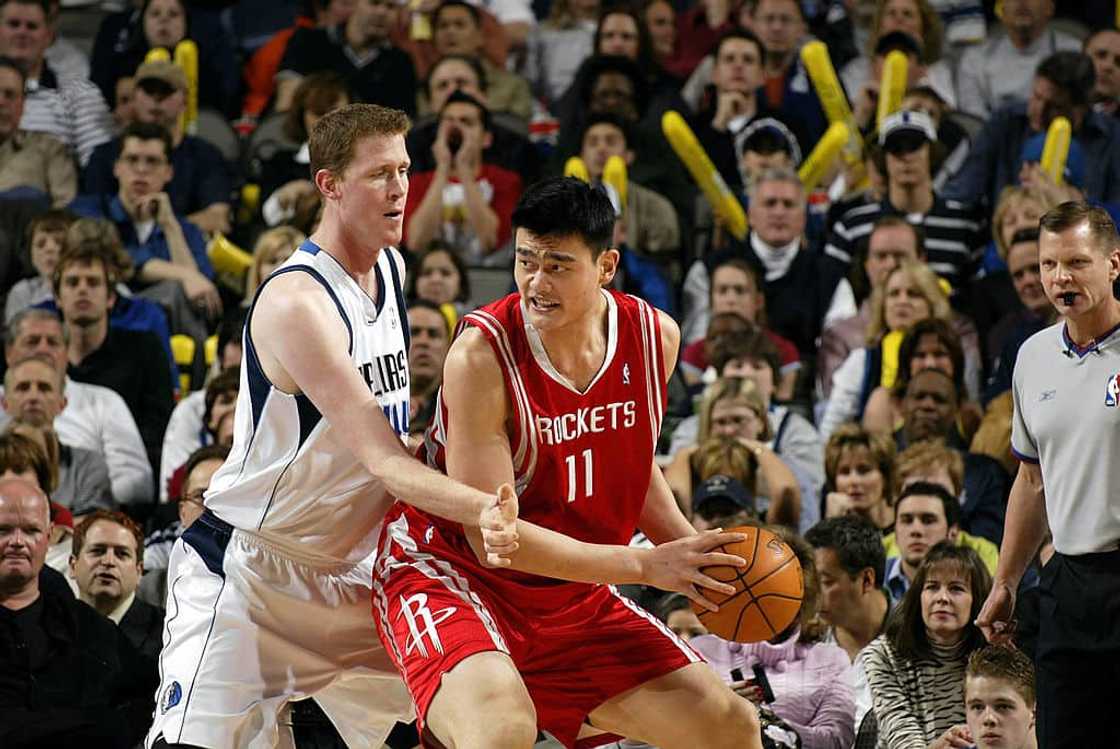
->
146 104 521 749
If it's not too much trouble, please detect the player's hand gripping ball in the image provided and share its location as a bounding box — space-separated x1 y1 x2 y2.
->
691 526 803 643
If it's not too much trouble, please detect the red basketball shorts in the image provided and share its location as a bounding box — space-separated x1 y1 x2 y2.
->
372 507 701 748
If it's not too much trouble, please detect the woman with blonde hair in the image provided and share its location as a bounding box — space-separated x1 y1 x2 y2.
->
244 226 306 300
819 260 950 438
665 377 800 529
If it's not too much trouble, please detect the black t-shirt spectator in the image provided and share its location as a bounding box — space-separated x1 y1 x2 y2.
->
279 25 416 116
68 327 174 475
81 135 232 218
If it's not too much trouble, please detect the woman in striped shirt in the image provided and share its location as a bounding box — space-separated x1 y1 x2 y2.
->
862 542 992 748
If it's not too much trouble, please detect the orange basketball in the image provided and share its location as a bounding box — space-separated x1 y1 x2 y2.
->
691 526 804 643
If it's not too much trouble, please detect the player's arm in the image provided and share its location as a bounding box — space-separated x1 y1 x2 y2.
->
251 272 501 530
445 326 745 609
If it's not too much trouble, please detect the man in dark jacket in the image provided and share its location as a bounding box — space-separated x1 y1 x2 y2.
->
0 477 156 748
70 509 164 659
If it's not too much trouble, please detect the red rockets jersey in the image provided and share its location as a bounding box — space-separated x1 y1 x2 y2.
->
417 288 666 597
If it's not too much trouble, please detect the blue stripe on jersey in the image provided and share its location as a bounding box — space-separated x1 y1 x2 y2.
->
180 510 233 578
298 239 321 255
295 392 322 448
386 251 410 353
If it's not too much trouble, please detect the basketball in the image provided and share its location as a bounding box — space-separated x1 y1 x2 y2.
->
691 526 804 643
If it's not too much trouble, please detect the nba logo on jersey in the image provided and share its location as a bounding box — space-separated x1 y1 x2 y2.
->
623 363 630 385
1105 374 1120 407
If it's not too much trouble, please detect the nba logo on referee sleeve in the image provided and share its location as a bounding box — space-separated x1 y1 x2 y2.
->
1106 374 1120 407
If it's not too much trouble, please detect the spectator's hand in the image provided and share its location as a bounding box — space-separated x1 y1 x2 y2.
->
433 119 454 173
181 270 223 319
712 90 750 132
976 579 1017 645
275 180 317 211
824 491 855 518
1019 162 1084 205
929 724 973 749
479 483 519 567
152 192 178 229
454 124 483 178
641 529 748 612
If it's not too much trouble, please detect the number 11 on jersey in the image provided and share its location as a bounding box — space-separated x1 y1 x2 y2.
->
565 449 594 503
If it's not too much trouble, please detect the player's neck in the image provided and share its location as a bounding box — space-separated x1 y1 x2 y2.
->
310 221 380 279
534 292 609 387
1066 298 1120 347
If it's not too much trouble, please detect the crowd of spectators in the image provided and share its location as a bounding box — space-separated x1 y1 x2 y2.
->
2 0 1112 747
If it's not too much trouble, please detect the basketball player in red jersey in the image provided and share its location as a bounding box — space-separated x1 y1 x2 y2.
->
375 178 762 749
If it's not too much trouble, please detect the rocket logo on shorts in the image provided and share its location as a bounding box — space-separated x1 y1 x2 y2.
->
161 681 182 714
398 593 457 657
1105 374 1120 407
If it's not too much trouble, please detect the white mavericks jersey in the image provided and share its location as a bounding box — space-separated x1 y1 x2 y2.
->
205 240 411 564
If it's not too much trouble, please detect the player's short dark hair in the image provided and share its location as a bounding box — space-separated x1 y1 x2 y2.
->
805 515 887 587
511 177 615 257
579 112 633 149
434 0 481 27
895 480 960 528
1040 200 1120 257
1036 51 1096 110
966 645 1036 705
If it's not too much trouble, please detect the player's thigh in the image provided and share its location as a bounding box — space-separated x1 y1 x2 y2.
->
425 651 537 746
587 662 760 749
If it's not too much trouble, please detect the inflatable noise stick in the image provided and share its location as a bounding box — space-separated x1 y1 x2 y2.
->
662 110 747 241
1040 116 1071 187
144 47 171 64
603 155 627 211
799 122 849 192
174 40 199 135
876 50 908 130
800 41 861 164
564 157 590 183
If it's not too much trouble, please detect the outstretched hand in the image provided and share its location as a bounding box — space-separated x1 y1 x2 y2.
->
642 530 748 612
479 483 519 568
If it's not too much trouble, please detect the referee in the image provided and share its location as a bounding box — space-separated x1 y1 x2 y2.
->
977 201 1120 748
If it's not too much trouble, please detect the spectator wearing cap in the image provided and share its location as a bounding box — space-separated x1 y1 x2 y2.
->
0 476 157 749
81 60 233 236
846 27 954 134
955 0 1079 120
0 0 112 167
689 472 757 531
276 0 417 116
0 55 76 207
68 509 163 661
404 90 522 265
826 109 986 294
946 51 1120 209
901 85 972 191
1085 29 1120 117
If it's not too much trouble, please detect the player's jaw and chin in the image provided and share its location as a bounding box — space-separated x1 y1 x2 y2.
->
335 134 410 251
